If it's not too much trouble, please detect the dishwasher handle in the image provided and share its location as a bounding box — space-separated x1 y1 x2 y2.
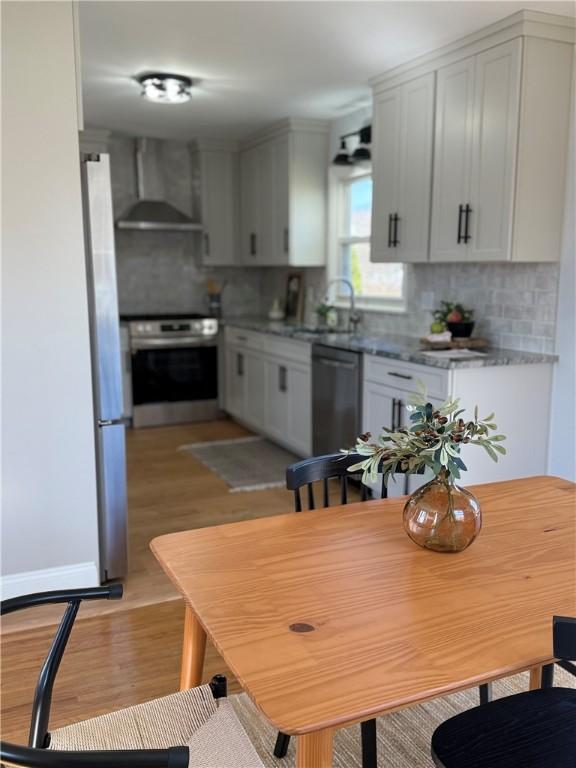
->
314 356 357 370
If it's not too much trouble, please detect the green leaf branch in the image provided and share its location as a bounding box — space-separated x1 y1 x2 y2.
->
348 388 506 487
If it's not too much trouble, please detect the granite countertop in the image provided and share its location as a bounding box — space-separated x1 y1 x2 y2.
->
223 318 558 370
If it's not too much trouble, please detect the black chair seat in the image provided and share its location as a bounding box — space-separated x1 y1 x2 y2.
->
432 687 576 768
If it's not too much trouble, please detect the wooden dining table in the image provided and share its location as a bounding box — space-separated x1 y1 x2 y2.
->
151 475 576 767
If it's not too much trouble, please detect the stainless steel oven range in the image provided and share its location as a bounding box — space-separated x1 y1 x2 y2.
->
128 314 219 428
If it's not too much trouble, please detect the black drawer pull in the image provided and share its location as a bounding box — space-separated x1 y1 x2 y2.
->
388 371 413 380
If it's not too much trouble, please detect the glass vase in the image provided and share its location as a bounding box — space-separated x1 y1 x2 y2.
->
402 471 481 553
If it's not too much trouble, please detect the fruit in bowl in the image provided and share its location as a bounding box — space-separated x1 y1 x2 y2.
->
430 321 446 334
433 302 475 338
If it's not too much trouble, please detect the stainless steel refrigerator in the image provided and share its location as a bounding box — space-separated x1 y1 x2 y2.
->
81 152 128 581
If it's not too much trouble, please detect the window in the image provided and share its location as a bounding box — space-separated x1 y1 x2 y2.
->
332 173 405 310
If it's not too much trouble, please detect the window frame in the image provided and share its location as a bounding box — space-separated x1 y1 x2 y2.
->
327 166 407 313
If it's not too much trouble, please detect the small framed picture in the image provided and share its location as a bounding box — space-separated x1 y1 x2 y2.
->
285 271 304 322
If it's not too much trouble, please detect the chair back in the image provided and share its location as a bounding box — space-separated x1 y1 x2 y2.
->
286 452 393 512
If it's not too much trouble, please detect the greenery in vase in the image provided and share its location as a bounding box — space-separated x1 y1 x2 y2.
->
348 388 506 487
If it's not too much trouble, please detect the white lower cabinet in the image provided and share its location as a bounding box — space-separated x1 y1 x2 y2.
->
362 354 554 492
224 328 312 456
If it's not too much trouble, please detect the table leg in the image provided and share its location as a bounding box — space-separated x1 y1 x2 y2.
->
529 665 542 690
179 603 207 690
296 729 334 768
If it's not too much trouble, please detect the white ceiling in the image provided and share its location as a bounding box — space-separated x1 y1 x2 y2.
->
79 1 575 141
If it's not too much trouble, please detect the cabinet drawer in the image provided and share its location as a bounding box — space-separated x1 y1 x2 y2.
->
265 336 311 366
224 327 265 351
363 354 449 400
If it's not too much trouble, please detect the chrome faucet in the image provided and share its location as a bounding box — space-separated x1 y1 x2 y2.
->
325 277 362 333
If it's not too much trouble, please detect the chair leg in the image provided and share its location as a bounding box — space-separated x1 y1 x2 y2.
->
360 718 377 768
541 663 555 688
479 682 492 705
274 731 291 758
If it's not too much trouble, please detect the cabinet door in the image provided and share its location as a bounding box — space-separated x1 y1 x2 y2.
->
370 86 402 262
396 73 435 262
240 148 260 264
225 346 245 419
286 363 311 456
243 351 266 430
253 141 275 265
469 39 521 261
430 56 476 262
265 359 288 442
273 135 291 264
201 151 238 265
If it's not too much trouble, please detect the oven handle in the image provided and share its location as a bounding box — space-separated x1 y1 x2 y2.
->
131 337 218 351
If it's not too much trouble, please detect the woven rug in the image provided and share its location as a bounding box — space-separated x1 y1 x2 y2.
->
179 436 300 492
230 668 576 767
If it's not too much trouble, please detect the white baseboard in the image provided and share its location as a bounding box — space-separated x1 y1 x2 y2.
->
1 561 99 600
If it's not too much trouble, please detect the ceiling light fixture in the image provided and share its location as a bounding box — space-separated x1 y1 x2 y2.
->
136 72 193 104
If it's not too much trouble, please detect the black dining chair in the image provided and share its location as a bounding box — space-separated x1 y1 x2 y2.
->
273 451 492 768
431 615 576 768
0 585 265 768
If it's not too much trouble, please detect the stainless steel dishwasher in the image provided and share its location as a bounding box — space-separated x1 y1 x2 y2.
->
312 344 361 456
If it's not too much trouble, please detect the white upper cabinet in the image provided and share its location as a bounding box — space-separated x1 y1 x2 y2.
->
190 141 240 266
371 72 435 263
431 40 522 262
239 120 329 266
371 11 574 263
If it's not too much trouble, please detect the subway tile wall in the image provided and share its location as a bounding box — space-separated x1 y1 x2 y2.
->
260 263 559 353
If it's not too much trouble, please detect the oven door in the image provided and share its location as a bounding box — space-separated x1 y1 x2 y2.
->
131 343 219 427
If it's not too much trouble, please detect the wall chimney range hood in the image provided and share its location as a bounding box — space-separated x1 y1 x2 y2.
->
116 138 201 231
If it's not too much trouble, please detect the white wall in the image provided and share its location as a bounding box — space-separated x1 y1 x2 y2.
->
548 73 576 481
1 2 100 596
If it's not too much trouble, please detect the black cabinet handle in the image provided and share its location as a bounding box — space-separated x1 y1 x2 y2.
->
457 204 465 244
204 233 210 256
279 366 287 392
283 227 289 254
388 214 393 248
249 233 257 256
388 371 413 380
391 213 400 247
463 204 472 243
237 353 244 377
391 397 398 431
